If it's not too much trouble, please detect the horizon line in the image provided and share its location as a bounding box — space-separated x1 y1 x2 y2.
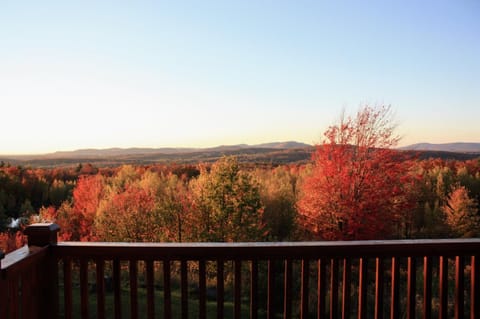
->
3 140 480 157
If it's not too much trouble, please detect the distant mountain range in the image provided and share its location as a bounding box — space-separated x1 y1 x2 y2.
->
21 141 311 159
0 141 314 167
2 142 480 168
399 142 480 153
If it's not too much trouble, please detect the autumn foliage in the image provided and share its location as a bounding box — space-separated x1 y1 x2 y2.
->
190 157 265 242
298 105 415 240
1 106 480 248
443 185 480 237
66 175 104 241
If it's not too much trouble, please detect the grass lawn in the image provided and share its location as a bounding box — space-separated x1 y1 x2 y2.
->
58 284 269 319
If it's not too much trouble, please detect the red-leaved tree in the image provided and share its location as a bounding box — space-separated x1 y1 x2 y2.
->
57 175 104 241
298 105 414 240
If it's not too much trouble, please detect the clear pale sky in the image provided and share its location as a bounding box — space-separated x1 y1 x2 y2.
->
1 1 479 154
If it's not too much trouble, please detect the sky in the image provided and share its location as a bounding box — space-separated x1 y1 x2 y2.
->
1 1 479 154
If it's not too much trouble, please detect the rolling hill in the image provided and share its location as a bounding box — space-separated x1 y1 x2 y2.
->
2 141 480 168
0 142 314 167
399 142 480 153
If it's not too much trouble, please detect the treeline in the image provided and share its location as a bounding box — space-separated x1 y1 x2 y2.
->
1 156 480 246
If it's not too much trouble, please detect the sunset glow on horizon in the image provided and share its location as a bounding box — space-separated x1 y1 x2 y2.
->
1 1 479 155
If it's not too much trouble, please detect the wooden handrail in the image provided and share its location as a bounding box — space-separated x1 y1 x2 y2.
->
0 245 47 276
53 238 480 259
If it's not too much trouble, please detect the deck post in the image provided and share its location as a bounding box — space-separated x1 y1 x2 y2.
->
24 223 60 318
24 223 60 246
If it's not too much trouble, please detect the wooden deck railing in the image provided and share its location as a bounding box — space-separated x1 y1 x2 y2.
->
2 223 480 319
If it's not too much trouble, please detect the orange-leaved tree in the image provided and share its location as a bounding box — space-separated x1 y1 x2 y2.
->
443 185 480 237
56 175 104 241
298 105 414 240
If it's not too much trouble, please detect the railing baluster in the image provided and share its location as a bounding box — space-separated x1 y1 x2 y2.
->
342 258 351 319
407 257 416 319
267 259 275 319
146 260 155 319
181 259 188 319
8 277 18 319
96 258 106 319
375 258 384 319
439 256 448 319
423 256 432 319
32 262 41 318
251 259 259 319
217 259 225 319
80 258 89 319
199 260 207 319
30 269 40 318
113 259 122 319
63 257 73 319
284 258 293 319
51 252 60 318
318 259 327 319
471 255 480 319
0 278 7 319
358 258 367 319
21 271 32 319
21 275 26 319
301 259 310 319
17 274 23 319
391 257 399 319
455 256 464 319
163 259 172 319
330 258 339 319
129 260 138 319
234 259 242 319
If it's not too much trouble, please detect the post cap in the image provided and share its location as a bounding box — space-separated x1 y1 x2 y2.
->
24 223 60 246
